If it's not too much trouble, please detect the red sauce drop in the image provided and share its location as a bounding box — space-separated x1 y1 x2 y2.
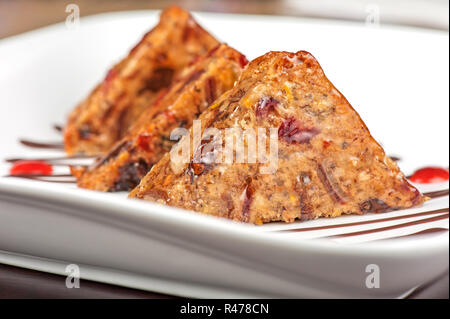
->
409 167 449 184
10 161 53 176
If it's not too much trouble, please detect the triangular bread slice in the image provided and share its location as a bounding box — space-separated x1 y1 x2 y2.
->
64 5 219 155
75 44 247 191
130 51 425 224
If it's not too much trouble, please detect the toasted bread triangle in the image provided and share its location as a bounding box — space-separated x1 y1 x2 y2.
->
75 44 247 191
130 51 424 224
64 6 219 155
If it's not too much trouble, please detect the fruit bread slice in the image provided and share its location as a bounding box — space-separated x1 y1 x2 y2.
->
64 5 219 155
74 44 247 191
129 51 425 224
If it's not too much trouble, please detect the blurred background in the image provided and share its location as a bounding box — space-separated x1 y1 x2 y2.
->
0 0 448 39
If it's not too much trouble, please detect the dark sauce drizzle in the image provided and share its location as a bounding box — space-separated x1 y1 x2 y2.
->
276 208 449 233
423 189 449 199
4 173 76 183
19 139 64 150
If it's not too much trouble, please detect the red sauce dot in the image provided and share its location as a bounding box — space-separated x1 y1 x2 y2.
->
409 167 449 184
10 161 53 176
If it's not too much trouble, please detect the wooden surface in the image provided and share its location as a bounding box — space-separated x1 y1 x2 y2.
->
0 263 173 299
0 262 447 298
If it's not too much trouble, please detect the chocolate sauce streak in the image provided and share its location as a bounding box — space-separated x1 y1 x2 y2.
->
5 155 95 163
19 139 64 150
6 174 73 178
423 189 449 199
327 213 448 238
276 208 449 233
5 174 76 183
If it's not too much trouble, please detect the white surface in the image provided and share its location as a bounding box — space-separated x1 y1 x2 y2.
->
0 10 448 298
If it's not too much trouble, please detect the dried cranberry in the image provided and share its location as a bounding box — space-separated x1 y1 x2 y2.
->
278 117 319 144
137 134 151 152
256 97 279 118
323 140 332 149
205 77 217 105
360 198 392 214
239 55 249 68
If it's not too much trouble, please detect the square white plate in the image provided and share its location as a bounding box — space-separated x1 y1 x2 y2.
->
0 10 448 298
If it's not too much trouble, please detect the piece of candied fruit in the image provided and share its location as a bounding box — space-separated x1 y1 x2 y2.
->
256 97 279 118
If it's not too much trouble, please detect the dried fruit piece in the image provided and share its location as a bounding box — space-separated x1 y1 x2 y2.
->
256 97 279 118
278 117 319 144
359 198 392 214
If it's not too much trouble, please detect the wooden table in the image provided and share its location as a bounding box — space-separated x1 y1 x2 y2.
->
0 262 447 298
0 263 172 298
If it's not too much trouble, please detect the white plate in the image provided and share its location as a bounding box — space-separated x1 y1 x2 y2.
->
0 10 448 298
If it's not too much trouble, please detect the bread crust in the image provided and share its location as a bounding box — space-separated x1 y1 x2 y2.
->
64 5 219 155
130 51 425 224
